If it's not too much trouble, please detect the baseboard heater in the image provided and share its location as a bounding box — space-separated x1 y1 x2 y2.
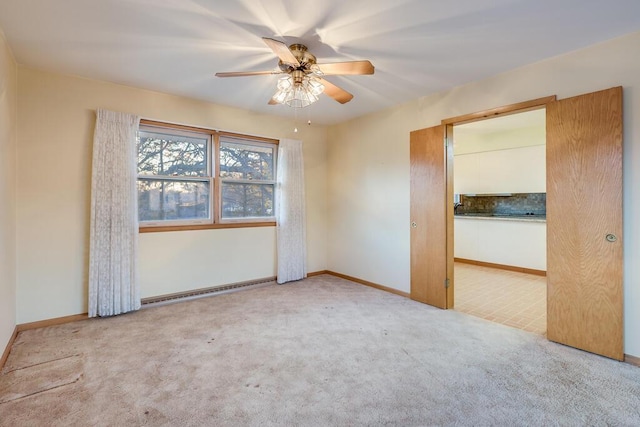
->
141 276 277 307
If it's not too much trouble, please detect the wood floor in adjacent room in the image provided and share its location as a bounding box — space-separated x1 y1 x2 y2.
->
454 262 547 335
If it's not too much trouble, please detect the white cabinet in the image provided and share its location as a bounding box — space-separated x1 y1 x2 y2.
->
454 145 545 194
454 217 546 270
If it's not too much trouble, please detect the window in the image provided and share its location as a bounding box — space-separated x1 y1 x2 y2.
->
137 121 277 231
137 129 211 223
220 136 276 219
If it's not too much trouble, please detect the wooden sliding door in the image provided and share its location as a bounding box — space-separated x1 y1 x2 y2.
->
410 125 452 309
546 86 623 360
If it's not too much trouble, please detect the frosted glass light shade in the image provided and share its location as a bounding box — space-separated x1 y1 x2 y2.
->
271 75 325 108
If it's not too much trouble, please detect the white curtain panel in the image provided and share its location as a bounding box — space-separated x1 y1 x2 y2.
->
88 109 141 317
276 138 307 284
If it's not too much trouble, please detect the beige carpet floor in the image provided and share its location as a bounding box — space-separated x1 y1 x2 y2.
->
1 274 639 426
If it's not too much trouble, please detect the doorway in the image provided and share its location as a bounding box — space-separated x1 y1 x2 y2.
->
451 109 547 334
409 88 623 360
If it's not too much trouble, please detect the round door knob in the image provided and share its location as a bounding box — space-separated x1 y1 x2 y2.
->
411 222 417 228
605 234 617 243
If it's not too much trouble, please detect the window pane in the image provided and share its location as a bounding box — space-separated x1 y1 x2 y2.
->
220 141 274 180
138 130 208 177
138 179 210 221
222 183 274 218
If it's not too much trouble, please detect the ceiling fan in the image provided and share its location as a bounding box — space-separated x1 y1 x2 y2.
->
215 38 374 107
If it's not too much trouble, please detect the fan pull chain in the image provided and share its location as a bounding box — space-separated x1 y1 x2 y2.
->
292 105 312 133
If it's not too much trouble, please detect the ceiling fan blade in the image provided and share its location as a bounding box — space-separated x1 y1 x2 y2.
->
215 70 279 77
268 98 279 105
262 37 300 67
319 78 354 104
317 61 374 75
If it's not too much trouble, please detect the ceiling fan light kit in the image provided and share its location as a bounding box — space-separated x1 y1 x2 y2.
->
215 37 374 108
272 73 325 108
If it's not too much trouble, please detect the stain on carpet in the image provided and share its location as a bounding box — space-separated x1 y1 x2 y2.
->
0 354 83 404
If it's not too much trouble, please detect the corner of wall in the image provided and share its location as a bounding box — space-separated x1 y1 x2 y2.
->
0 23 18 364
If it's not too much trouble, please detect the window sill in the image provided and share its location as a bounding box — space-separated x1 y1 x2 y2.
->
139 221 276 233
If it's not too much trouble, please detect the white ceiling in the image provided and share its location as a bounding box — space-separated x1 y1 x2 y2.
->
1 0 640 125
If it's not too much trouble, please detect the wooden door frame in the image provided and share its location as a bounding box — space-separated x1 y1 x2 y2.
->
441 96 557 126
440 95 556 305
445 124 454 308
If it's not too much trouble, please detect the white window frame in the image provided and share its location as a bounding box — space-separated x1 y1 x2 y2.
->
137 125 213 227
219 135 277 223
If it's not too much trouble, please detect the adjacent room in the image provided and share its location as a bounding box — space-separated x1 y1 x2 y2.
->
453 109 547 334
1 1 640 425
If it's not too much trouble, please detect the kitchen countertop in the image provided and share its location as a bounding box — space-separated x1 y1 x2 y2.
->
454 213 546 223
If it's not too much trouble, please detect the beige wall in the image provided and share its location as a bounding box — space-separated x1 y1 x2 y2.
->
0 30 17 352
16 67 327 323
454 125 545 155
454 145 546 194
327 31 640 358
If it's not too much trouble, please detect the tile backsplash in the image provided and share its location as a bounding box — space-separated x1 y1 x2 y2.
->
455 193 546 215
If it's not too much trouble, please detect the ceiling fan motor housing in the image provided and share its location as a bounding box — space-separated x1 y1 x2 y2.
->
278 44 317 74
